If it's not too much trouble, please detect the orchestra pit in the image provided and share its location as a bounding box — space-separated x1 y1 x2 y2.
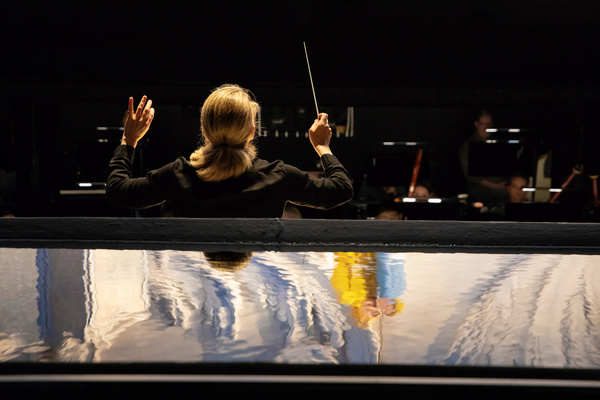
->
1 1 599 398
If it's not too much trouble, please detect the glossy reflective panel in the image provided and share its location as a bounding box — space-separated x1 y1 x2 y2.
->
1 248 599 367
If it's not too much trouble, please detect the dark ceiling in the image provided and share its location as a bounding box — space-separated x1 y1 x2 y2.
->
3 0 600 106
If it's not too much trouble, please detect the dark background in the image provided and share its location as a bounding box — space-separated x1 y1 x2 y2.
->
1 0 599 217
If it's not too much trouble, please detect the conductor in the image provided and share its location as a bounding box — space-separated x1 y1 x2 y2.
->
106 84 353 217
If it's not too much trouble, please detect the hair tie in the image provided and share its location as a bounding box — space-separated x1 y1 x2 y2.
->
215 142 246 150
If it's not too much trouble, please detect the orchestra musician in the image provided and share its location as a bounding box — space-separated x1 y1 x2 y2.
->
457 110 509 203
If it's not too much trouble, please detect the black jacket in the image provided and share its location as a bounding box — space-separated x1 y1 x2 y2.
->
106 145 353 217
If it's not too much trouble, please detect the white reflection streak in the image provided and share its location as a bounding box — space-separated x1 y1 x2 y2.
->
82 249 94 350
254 253 308 357
304 251 350 350
252 252 345 363
438 254 600 367
203 253 245 341
273 253 310 345
201 258 238 341
0 249 45 361
145 250 242 358
557 257 600 367
440 255 542 365
147 250 198 330
83 250 151 360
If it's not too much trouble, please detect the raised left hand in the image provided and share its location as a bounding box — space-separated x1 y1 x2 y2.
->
122 95 155 147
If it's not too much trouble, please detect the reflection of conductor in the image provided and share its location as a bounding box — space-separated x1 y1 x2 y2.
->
458 110 509 204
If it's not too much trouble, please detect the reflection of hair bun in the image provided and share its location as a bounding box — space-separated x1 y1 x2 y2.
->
204 251 252 272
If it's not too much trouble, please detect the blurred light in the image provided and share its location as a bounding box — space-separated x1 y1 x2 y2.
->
508 129 521 133
486 128 498 133
549 188 563 193
383 142 395 146
427 198 442 204
402 198 417 203
78 183 93 188
508 140 520 144
486 140 498 144
405 142 418 146
522 188 536 192
96 127 124 131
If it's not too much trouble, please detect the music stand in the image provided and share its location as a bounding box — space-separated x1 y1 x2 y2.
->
468 139 534 178
367 142 433 187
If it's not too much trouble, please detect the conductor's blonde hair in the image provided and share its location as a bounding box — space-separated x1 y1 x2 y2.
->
190 84 259 182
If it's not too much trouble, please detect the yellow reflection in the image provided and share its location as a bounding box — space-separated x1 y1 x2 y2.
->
331 252 404 329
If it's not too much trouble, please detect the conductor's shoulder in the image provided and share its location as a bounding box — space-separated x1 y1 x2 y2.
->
251 158 285 173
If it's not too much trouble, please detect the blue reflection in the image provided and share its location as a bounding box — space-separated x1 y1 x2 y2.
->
35 249 51 342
